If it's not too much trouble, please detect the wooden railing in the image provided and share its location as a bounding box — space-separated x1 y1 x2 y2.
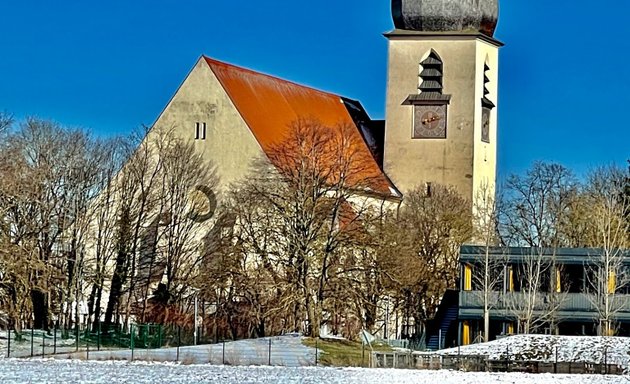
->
459 291 630 313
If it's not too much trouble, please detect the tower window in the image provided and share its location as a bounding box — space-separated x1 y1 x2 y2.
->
419 51 444 94
481 62 495 143
195 122 200 140
404 50 451 139
481 63 495 109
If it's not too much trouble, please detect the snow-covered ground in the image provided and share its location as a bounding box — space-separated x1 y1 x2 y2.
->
56 335 317 366
437 335 630 366
0 331 316 366
0 359 625 384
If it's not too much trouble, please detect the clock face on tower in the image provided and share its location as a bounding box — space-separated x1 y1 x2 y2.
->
481 107 491 143
413 104 447 139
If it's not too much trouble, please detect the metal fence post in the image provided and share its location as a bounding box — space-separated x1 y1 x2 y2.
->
268 338 272 366
505 346 509 372
53 322 57 355
315 338 318 366
130 324 135 362
6 328 10 358
86 336 90 360
30 327 34 357
362 343 366 367
555 346 558 374
97 320 101 351
176 326 181 362
42 327 45 357
222 340 225 365
604 346 608 375
75 321 79 352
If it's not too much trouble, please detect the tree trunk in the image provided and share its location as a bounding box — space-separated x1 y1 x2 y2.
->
31 289 48 330
104 249 127 326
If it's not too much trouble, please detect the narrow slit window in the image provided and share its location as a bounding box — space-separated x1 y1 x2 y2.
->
195 122 200 140
202 122 207 140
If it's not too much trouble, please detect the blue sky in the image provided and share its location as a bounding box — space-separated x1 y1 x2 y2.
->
0 0 628 178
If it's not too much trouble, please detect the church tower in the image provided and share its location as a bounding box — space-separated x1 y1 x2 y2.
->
383 0 501 203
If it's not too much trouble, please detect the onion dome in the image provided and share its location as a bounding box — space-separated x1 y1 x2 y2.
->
392 0 499 37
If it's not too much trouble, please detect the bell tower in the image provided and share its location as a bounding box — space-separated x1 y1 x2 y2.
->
384 0 502 203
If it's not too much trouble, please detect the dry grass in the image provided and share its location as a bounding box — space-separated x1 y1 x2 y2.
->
303 338 393 367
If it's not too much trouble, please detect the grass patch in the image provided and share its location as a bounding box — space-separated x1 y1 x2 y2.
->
303 337 393 367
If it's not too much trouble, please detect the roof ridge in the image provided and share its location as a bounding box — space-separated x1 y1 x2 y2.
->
202 55 343 101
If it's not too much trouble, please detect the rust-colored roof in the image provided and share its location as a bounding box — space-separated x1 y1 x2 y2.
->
203 56 399 198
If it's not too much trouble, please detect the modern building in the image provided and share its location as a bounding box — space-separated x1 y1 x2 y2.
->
427 246 630 349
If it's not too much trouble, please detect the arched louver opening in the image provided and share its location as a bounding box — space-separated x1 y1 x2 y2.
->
419 51 444 95
481 61 494 143
482 62 495 109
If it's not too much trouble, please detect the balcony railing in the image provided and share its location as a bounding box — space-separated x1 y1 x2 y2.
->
460 291 630 314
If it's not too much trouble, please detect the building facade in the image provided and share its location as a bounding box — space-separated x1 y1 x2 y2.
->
453 246 630 346
83 0 506 337
384 0 501 202
150 0 503 204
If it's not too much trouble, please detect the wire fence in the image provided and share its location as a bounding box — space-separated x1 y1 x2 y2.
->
0 325 319 367
6 325 623 375
371 345 627 375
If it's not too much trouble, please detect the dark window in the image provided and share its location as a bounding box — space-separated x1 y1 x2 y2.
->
564 264 585 293
481 107 491 143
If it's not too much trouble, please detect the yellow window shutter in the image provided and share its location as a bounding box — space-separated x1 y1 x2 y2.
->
608 272 616 294
463 321 471 345
464 264 472 291
556 268 561 293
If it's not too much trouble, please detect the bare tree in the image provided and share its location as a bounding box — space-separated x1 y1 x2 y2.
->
0 112 12 135
379 184 473 339
499 162 577 333
229 118 387 337
582 166 630 335
138 132 218 324
502 247 567 334
500 161 577 248
207 184 293 339
472 182 504 342
0 137 44 331
103 126 163 329
82 137 127 330
0 117 108 332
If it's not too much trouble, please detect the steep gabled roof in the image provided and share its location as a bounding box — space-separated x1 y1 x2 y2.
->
203 56 400 198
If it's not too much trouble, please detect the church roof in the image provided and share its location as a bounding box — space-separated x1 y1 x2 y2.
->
203 56 400 199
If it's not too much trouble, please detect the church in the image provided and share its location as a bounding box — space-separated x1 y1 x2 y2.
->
84 0 503 344
150 0 501 205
